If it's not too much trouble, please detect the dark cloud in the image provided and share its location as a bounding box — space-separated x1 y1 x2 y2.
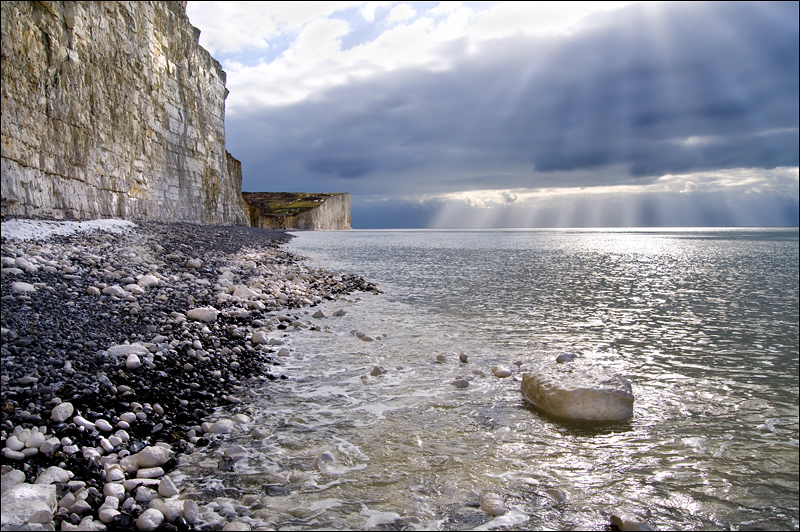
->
227 1 798 226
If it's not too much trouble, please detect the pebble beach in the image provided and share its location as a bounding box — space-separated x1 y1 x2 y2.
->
0 219 377 531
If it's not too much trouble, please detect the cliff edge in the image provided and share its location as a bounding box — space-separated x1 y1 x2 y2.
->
1 1 248 224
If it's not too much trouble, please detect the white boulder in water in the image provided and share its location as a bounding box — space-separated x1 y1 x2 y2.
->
521 363 634 421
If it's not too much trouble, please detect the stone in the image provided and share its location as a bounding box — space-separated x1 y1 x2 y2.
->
11 281 36 294
450 379 470 388
107 344 149 357
312 310 325 318
73 415 95 431
187 307 219 323
480 492 506 516
208 419 235 434
521 364 634 421
183 500 199 524
126 354 142 369
51 401 75 423
95 419 113 432
5 435 25 451
232 286 259 299
35 466 72 485
136 508 165 531
610 514 654 531
251 331 269 344
135 446 174 468
137 274 159 288
0 483 57 529
157 476 179 498
1 469 26 495
314 452 335 471
556 352 578 363
103 483 125 500
102 285 128 297
491 366 512 378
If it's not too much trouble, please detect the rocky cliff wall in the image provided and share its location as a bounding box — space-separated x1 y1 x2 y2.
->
245 193 352 230
1 1 247 224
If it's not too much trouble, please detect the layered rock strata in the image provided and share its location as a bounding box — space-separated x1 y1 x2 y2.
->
1 1 247 224
244 192 352 230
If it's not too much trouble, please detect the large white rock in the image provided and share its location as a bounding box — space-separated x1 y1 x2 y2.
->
137 274 159 288
136 508 165 531
34 466 72 485
232 285 259 299
521 364 634 421
0 483 57 529
11 282 36 294
107 344 149 357
135 446 174 468
187 307 219 323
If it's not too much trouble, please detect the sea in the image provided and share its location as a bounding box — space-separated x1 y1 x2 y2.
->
180 228 799 531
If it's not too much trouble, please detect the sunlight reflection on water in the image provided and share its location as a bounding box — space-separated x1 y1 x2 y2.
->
175 228 798 531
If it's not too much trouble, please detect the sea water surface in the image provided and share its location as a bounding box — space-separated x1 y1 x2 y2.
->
183 228 799 530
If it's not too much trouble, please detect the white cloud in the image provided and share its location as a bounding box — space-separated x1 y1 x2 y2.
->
420 167 799 208
387 3 416 23
359 1 391 22
187 1 643 111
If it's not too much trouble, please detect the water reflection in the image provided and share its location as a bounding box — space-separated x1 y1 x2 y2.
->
174 229 798 530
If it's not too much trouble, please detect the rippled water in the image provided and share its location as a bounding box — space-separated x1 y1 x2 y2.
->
179 228 799 530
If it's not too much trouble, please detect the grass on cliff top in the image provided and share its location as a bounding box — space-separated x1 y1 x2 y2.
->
242 192 341 216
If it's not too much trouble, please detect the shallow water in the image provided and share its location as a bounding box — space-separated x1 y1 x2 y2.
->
178 228 799 530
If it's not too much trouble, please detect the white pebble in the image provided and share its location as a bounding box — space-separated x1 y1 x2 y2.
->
40 437 61 455
183 500 199 524
126 354 142 369
104 482 126 499
5 435 25 451
136 467 165 479
491 366 512 378
158 476 179 497
11 281 36 294
480 492 507 516
135 446 174 468
51 402 75 423
95 419 113 432
208 419 234 434
73 415 95 431
134 485 159 502
136 508 164 531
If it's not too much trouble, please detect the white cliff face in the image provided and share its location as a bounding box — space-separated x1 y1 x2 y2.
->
245 193 352 230
521 364 635 421
0 1 247 224
295 193 351 230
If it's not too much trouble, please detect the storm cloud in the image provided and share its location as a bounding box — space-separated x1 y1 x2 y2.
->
193 1 798 227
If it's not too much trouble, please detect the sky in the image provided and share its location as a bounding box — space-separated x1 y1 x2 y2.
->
186 1 799 229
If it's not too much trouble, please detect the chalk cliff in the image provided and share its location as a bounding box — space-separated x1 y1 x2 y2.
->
0 1 247 224
243 192 352 230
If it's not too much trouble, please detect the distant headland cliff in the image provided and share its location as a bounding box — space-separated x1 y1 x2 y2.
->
1 1 350 230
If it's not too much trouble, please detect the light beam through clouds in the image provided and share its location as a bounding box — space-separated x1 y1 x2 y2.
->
187 1 799 228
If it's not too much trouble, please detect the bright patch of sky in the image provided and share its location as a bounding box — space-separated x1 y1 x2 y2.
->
188 1 637 109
